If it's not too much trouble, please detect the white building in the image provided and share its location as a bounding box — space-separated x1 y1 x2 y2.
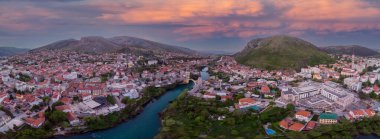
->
341 68 358 77
321 82 355 107
360 75 369 82
369 73 377 84
147 60 158 65
282 81 355 108
52 91 61 103
295 110 311 122
123 89 139 99
290 81 321 101
0 111 11 126
63 72 78 80
344 77 362 92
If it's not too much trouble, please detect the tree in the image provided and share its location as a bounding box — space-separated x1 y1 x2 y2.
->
286 104 295 111
42 96 50 104
17 73 31 82
106 95 116 105
31 105 41 112
363 80 371 87
47 111 66 123
269 101 275 106
51 101 64 110
73 95 79 102
121 97 131 104
369 92 377 99
308 130 322 138
215 95 221 101
358 92 370 100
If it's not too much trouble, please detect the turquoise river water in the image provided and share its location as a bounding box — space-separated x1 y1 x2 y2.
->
57 69 208 139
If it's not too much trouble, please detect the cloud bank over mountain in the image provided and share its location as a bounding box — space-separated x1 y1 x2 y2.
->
1 0 380 51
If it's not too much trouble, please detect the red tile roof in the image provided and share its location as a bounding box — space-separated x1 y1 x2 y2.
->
0 93 7 98
67 112 78 122
364 109 375 117
239 98 255 104
305 121 316 130
289 122 304 131
352 109 365 116
279 118 293 129
296 110 311 118
374 85 379 92
60 97 72 104
24 112 45 128
55 105 71 112
261 85 270 93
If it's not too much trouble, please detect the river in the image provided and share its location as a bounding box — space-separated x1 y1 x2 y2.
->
55 67 379 139
57 83 193 139
354 135 379 139
58 68 208 139
200 67 209 81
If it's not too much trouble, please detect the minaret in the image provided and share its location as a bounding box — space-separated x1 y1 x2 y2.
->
351 47 355 69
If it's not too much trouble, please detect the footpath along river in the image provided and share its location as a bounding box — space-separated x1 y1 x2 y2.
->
58 68 209 139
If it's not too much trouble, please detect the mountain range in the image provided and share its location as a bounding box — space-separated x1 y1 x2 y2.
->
235 35 335 70
0 47 30 57
321 45 379 57
32 36 202 57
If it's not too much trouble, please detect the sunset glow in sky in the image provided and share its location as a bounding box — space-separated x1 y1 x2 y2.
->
1 0 380 52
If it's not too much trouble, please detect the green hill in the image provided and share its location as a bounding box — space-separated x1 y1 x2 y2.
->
235 35 335 70
321 45 380 57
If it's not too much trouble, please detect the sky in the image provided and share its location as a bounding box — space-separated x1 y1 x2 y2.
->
0 0 380 52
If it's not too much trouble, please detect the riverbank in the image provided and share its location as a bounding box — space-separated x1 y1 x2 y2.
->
155 94 380 139
55 81 186 136
0 81 190 139
54 81 194 139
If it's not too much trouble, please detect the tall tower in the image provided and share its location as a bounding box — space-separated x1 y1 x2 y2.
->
351 47 355 69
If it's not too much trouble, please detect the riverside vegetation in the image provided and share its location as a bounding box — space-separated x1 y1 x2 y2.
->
156 91 380 139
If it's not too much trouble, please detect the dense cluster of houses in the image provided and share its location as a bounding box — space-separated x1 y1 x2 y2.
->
0 50 209 133
189 55 380 134
1 50 380 135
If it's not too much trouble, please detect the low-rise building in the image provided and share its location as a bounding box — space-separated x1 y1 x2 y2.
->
289 122 304 132
295 110 311 122
67 112 80 126
235 98 259 109
304 121 316 130
346 109 376 120
55 105 72 113
0 111 11 126
24 112 45 128
319 113 338 124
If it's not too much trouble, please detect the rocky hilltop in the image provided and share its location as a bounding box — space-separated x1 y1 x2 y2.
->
235 35 335 70
33 36 201 57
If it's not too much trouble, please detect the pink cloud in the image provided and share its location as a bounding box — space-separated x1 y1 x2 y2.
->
95 0 263 24
2 0 380 42
0 6 58 31
94 0 380 40
281 0 380 21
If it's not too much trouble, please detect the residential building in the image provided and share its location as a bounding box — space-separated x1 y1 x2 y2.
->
0 111 10 126
319 113 338 124
295 110 311 122
67 112 80 126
